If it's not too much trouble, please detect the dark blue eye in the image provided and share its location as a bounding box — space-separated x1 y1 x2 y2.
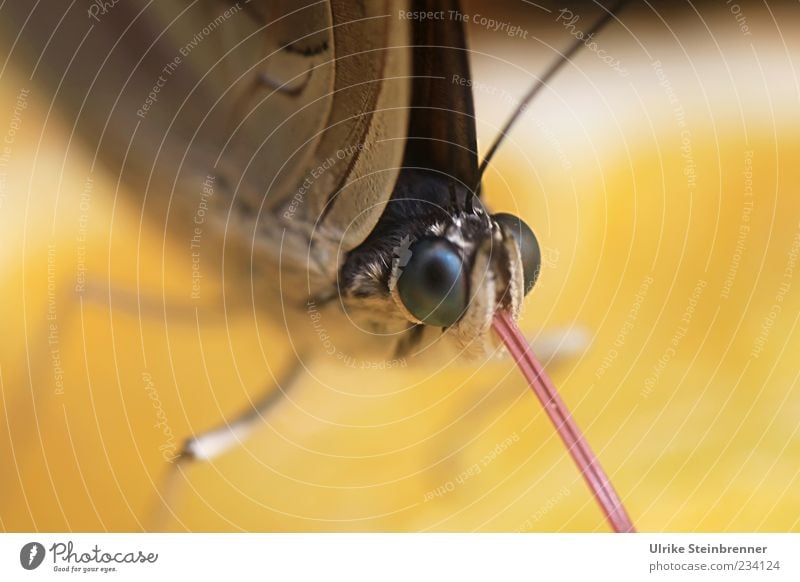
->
397 238 468 327
493 213 541 295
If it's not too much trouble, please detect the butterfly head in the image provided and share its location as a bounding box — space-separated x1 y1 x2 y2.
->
340 178 541 358
392 209 540 356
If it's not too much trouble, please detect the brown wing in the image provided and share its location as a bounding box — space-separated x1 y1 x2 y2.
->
2 0 411 292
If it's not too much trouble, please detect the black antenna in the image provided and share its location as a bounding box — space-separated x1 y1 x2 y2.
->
477 0 631 183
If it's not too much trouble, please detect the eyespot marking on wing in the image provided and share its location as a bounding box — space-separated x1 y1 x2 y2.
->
256 68 313 97
284 40 330 57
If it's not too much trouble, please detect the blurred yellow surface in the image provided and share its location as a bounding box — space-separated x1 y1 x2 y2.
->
1 3 799 532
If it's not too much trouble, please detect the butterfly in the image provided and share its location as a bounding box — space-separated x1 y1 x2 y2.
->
6 0 633 531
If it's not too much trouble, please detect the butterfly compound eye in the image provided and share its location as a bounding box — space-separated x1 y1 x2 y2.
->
397 238 468 327
493 213 541 295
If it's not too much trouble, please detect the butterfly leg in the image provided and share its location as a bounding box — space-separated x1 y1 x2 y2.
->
530 326 592 363
77 277 232 325
146 360 303 530
178 361 303 463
